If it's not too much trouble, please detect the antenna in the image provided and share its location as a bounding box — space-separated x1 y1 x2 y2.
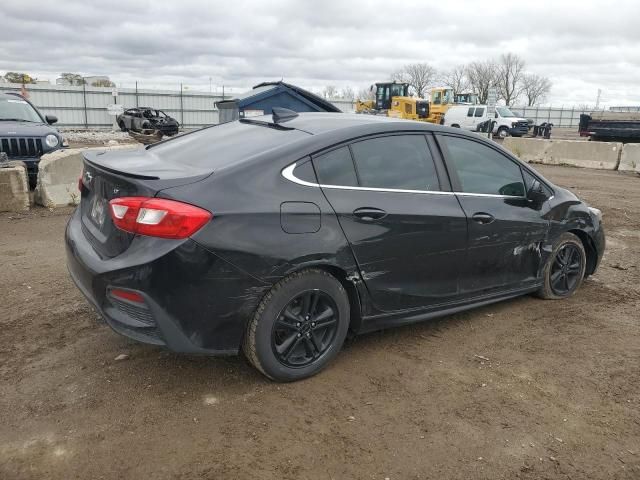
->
272 107 299 123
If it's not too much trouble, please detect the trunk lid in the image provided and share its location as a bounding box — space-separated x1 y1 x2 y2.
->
80 148 211 258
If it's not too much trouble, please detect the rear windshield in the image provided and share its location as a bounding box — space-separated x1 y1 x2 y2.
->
147 120 310 170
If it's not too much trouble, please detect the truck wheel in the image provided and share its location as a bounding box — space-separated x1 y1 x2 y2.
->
497 126 509 138
243 269 350 382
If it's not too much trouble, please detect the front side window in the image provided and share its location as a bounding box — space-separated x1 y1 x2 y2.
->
496 106 516 118
467 108 475 117
350 135 440 191
440 135 525 196
313 147 358 187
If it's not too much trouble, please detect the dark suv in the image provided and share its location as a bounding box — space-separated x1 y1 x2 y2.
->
0 92 65 188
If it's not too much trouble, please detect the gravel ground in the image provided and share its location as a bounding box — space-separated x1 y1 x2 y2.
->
0 165 639 480
59 129 136 147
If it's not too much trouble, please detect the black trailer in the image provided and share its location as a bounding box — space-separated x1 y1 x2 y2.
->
579 111 640 141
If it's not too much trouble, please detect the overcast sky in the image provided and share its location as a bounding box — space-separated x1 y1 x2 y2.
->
1 0 639 106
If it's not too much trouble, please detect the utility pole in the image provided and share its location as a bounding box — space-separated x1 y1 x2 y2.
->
595 89 602 110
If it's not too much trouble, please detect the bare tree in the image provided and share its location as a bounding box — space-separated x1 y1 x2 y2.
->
441 65 469 94
521 73 552 106
357 86 375 101
391 63 437 98
496 53 526 106
340 86 355 101
323 85 338 99
466 60 497 104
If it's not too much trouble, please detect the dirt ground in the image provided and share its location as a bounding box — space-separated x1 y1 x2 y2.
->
1 165 639 480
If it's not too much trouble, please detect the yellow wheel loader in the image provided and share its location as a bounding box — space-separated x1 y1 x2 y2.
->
355 81 457 124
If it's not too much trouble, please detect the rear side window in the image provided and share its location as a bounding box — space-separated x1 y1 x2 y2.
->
467 108 475 117
350 135 440 191
148 121 310 170
293 160 317 183
474 108 485 117
314 147 358 186
440 135 525 196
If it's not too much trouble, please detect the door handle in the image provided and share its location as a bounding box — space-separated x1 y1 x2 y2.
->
471 212 495 225
353 207 387 221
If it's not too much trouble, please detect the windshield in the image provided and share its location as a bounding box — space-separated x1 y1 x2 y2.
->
0 97 43 122
496 106 517 118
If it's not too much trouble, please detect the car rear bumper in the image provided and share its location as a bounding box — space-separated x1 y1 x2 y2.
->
65 207 268 355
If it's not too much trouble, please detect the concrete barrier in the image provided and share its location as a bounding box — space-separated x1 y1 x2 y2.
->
0 162 29 212
35 145 139 208
619 143 640 174
502 137 622 170
502 137 549 163
546 140 621 170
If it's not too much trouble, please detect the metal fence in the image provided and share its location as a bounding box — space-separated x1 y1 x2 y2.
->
0 82 226 128
503 106 608 128
0 82 358 129
4 81 633 130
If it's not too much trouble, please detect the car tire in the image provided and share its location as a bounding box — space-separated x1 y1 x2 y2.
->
243 269 350 382
497 126 509 138
118 120 127 132
451 124 460 128
536 233 587 300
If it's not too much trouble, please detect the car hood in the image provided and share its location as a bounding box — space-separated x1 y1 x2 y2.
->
0 121 57 137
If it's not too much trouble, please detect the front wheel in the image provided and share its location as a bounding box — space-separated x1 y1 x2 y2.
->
496 126 509 138
243 269 350 382
537 233 587 299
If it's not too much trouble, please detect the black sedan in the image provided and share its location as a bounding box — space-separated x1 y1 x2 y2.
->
66 110 605 382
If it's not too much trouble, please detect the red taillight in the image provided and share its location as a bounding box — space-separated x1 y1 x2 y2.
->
110 288 144 303
109 197 212 239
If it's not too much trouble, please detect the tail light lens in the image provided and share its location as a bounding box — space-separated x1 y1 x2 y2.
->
109 197 212 239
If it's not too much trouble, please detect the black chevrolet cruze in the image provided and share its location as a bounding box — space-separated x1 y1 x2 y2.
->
66 110 605 381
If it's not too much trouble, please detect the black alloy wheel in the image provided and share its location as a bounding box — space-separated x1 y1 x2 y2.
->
537 232 587 300
550 244 583 296
272 290 339 367
243 268 350 382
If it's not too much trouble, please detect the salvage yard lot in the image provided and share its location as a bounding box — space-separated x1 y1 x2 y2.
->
1 165 639 480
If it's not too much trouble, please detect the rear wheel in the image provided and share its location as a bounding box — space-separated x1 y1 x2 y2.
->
243 269 350 382
118 120 127 132
537 233 586 299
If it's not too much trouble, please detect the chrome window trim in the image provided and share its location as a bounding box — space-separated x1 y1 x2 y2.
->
282 163 525 199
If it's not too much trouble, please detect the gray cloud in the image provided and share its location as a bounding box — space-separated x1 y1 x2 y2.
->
1 0 639 105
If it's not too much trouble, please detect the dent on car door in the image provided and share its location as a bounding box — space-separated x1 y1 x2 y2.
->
436 134 549 295
312 134 467 313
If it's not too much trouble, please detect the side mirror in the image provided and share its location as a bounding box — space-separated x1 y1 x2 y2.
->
494 112 498 118
45 115 58 125
527 180 548 204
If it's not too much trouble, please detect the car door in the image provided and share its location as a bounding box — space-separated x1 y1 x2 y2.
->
436 133 549 295
313 134 468 313
472 107 486 130
464 107 476 130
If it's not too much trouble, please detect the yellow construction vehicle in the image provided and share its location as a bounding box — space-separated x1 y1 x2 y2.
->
454 92 479 105
355 81 457 124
